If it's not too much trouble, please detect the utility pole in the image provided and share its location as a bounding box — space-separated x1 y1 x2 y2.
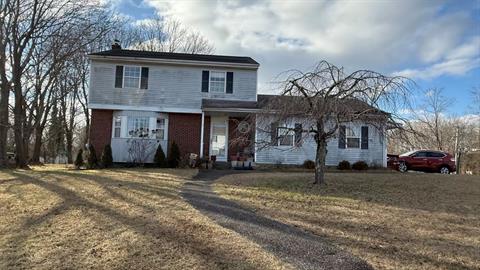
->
454 126 461 174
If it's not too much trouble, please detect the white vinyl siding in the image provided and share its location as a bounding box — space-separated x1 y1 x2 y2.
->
89 61 257 110
255 116 387 167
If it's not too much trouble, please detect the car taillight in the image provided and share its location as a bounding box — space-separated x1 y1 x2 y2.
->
450 158 455 162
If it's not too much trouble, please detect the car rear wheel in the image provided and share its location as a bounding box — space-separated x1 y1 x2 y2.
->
440 166 450 174
398 162 408 173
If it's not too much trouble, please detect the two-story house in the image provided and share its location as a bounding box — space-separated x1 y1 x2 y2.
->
88 43 387 167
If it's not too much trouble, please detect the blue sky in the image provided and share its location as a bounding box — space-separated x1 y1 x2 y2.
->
110 0 480 116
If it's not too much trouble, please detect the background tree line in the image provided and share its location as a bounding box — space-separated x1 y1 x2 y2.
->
387 87 480 156
0 0 213 168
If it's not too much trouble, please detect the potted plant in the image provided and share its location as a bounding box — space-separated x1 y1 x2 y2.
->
230 154 239 168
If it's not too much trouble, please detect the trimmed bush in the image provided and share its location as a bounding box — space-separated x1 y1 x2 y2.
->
303 159 315 169
86 144 98 169
352 160 369 170
154 144 167 168
337 160 351 170
74 149 84 169
168 141 180 168
101 144 113 168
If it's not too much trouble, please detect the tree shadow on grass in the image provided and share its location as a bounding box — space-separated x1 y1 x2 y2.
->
212 171 480 269
0 170 272 270
183 170 373 270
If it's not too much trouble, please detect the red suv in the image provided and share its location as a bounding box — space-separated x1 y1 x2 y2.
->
394 150 456 174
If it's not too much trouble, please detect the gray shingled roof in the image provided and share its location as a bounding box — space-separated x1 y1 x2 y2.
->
89 49 259 65
202 99 258 109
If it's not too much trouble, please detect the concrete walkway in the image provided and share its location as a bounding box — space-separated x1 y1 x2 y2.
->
181 171 373 270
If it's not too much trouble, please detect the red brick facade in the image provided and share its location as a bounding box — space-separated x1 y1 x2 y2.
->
89 109 113 158
168 113 203 158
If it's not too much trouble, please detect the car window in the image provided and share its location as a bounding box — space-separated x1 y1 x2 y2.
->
427 152 445 158
413 152 427 157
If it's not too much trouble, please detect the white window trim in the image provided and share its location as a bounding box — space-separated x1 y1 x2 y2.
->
113 116 122 138
276 124 297 147
345 126 360 149
123 65 142 89
208 70 227 93
112 115 168 140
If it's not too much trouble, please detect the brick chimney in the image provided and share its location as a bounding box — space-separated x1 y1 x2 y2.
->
111 39 121 50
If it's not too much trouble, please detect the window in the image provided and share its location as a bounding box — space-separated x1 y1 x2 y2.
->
277 127 295 146
413 151 427 158
209 71 226 92
155 118 165 140
427 152 445 158
346 127 360 148
127 117 150 137
124 66 141 88
113 117 121 138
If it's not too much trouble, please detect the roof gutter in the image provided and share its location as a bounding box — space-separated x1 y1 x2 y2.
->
88 55 259 69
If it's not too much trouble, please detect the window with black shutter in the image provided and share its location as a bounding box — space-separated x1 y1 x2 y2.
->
201 70 209 92
140 67 149 89
361 126 369 149
270 122 278 145
338 125 346 149
115 65 123 88
294 123 302 146
226 72 233 93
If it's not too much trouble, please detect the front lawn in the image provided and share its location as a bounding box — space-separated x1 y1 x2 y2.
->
0 165 289 270
215 172 480 270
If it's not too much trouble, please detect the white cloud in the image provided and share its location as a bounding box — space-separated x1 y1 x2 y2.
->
393 36 480 79
142 0 478 90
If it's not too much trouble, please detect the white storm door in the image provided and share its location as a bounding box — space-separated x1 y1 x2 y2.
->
210 118 228 161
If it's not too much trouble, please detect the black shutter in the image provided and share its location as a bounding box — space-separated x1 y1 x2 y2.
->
140 67 149 89
201 70 209 92
338 125 346 149
226 72 233 94
361 126 369 149
115 65 123 88
270 122 278 145
294 123 302 146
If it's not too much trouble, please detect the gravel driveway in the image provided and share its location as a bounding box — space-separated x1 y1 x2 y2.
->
181 171 373 270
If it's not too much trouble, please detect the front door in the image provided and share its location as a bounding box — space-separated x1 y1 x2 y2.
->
210 117 228 161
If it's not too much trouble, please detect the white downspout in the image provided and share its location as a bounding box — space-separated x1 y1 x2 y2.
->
200 112 205 157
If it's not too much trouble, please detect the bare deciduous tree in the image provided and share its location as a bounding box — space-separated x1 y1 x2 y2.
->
133 17 214 54
255 61 411 185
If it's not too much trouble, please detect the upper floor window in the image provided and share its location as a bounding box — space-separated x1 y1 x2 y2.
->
210 71 226 92
202 70 233 93
115 65 149 89
124 66 141 88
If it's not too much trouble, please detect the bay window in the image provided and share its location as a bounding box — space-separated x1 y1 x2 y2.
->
127 117 150 138
113 116 122 138
155 118 165 140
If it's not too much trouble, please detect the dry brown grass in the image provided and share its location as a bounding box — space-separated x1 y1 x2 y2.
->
0 165 291 270
215 172 480 270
